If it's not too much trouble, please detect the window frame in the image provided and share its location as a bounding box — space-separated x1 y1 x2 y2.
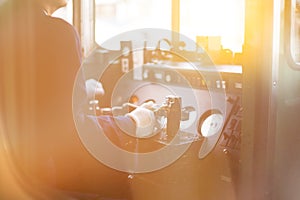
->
285 0 300 70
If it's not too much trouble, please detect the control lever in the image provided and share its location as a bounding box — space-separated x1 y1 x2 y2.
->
181 106 195 121
96 96 189 137
121 96 182 137
157 95 182 137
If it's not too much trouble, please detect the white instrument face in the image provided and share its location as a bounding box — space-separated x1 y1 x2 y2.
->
200 112 224 138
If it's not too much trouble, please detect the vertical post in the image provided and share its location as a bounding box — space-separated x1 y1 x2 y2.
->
73 0 96 57
73 0 81 38
172 0 180 48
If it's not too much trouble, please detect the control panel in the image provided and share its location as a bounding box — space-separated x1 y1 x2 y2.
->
142 63 242 94
220 96 242 152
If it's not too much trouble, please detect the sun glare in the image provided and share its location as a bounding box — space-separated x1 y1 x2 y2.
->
180 0 245 52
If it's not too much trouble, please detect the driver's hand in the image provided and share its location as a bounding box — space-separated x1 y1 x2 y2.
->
126 101 156 138
85 79 105 100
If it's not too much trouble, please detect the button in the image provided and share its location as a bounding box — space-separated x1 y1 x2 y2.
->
143 70 149 79
235 82 242 89
221 132 230 146
223 148 229 155
216 80 221 88
165 74 171 82
222 81 226 89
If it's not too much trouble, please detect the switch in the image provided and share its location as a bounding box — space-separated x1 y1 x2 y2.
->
222 81 226 89
216 80 221 88
235 82 242 89
143 69 149 79
228 119 237 130
221 132 230 146
165 74 171 82
121 58 129 73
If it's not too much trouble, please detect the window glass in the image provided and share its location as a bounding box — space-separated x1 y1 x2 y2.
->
95 0 172 48
291 0 300 63
180 0 245 53
52 0 73 25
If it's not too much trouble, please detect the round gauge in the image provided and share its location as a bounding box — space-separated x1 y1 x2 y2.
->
198 109 224 137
